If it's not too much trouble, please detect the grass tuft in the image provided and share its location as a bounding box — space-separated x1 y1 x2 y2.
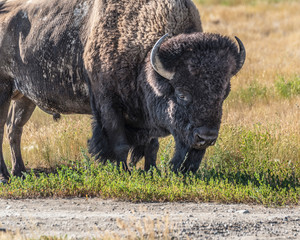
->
275 75 300 98
229 80 268 106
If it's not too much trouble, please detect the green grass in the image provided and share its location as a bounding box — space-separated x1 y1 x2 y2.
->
227 75 300 106
229 80 268 106
1 125 299 206
204 125 299 190
275 75 300 98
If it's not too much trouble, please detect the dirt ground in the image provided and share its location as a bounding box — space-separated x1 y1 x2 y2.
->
0 198 299 239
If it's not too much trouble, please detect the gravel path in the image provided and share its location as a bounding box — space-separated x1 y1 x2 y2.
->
0 198 299 239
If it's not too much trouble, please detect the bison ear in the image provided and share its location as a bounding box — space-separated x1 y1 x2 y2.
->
150 34 176 80
232 36 246 76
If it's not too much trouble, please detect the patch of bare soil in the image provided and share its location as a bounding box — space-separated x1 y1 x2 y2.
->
0 198 299 239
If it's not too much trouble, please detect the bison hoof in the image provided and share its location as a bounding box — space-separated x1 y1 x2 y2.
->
0 179 8 185
12 170 26 178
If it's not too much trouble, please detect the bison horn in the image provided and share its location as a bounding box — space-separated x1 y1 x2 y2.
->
150 33 175 80
233 36 246 76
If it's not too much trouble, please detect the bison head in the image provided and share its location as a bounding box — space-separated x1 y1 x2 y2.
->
148 32 245 172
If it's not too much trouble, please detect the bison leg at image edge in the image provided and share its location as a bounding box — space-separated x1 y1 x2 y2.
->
6 96 36 177
0 79 12 183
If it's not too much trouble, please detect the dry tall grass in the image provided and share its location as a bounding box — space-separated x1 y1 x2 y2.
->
199 2 300 125
2 1 300 170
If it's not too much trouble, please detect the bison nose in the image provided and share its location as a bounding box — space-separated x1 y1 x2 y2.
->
193 126 218 148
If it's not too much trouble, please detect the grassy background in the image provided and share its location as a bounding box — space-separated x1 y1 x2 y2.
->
1 0 299 205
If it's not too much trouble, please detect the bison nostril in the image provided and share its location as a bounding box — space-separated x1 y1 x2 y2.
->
193 127 218 148
195 134 205 145
194 134 211 146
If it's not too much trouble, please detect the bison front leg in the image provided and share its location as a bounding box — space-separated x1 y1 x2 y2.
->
144 138 159 171
103 106 129 170
6 96 36 177
170 139 206 174
169 139 189 173
89 95 129 170
179 149 206 174
130 138 159 171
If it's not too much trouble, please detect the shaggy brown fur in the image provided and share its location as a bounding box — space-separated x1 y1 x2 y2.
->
84 0 202 72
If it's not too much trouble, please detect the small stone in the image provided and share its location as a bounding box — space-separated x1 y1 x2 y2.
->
236 210 250 214
35 222 43 227
6 205 11 210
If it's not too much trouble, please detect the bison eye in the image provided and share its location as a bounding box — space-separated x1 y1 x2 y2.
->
175 88 192 105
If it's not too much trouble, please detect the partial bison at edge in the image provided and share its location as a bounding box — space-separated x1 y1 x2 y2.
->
0 0 245 182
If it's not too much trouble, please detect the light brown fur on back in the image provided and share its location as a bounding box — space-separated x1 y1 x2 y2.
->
83 0 202 75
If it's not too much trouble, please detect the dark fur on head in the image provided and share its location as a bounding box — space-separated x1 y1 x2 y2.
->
158 33 240 76
147 33 241 147
138 32 246 171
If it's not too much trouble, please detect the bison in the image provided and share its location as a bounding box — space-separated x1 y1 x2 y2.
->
0 0 245 183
